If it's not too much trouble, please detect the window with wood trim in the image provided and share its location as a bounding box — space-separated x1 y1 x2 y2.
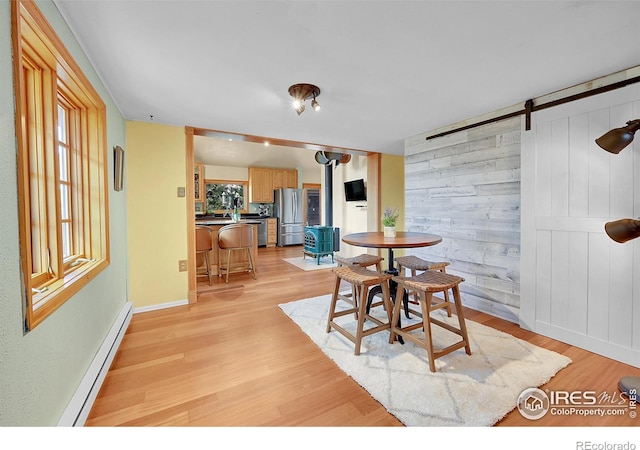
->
204 180 248 214
12 0 109 331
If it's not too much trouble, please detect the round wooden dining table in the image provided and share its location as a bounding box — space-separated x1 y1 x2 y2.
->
342 231 443 272
342 231 443 342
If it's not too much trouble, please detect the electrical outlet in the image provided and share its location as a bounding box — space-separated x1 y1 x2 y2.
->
178 260 187 272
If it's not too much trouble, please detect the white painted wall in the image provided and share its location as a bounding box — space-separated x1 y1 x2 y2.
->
204 165 248 181
521 83 640 368
322 155 369 258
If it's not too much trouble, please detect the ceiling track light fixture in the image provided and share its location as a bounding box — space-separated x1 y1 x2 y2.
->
597 118 640 239
288 83 321 115
604 218 640 243
596 119 640 243
596 119 640 154
595 118 640 397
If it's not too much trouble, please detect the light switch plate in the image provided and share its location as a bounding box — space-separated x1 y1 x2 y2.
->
177 187 186 197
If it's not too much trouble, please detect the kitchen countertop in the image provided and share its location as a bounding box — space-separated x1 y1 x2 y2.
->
197 213 272 219
196 219 263 226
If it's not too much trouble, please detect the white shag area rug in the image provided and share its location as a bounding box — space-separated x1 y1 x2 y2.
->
282 256 338 271
279 294 572 426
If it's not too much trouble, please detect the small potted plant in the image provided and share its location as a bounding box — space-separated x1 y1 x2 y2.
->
381 206 399 237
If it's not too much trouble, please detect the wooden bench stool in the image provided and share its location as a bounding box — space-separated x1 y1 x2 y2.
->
326 266 393 355
395 255 452 317
390 271 471 372
334 254 384 312
335 253 384 271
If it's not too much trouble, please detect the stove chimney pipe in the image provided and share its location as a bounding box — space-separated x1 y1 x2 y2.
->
325 163 333 227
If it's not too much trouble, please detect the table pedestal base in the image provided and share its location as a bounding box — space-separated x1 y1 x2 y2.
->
366 268 408 344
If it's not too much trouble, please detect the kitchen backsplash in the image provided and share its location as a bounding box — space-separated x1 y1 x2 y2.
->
250 203 273 216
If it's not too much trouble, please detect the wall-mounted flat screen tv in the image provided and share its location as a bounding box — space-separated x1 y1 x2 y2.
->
344 178 366 202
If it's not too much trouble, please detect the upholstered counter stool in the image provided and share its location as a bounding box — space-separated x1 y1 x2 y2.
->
218 223 257 283
195 226 214 285
390 270 471 372
326 266 393 355
334 254 384 312
395 255 452 317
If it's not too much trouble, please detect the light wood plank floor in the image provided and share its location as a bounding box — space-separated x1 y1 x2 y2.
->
86 246 639 427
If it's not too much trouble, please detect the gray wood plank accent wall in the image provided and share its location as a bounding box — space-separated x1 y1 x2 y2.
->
404 117 522 323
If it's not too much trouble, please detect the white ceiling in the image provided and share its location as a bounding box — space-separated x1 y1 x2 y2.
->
54 0 640 169
193 134 323 173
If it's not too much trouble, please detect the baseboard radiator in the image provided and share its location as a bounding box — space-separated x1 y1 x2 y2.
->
57 301 133 426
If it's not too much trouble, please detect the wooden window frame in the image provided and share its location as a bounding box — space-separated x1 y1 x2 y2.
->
204 179 249 214
12 0 110 331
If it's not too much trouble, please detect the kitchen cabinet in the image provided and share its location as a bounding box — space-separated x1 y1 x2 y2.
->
267 218 277 247
249 167 297 203
285 169 298 188
248 167 274 203
273 169 298 190
194 162 204 202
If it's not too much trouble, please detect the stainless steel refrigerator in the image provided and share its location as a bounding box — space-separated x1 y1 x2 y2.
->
274 188 308 246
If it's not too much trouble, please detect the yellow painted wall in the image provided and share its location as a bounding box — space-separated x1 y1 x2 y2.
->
380 153 405 267
380 153 405 231
127 121 189 308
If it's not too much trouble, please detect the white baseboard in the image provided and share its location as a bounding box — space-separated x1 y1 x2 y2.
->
133 298 188 314
533 321 640 369
57 301 133 426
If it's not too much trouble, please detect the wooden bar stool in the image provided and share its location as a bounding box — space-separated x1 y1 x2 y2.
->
395 255 452 317
326 266 393 355
390 271 471 372
335 253 384 271
334 254 384 312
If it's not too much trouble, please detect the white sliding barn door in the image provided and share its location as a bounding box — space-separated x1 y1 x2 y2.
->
521 83 640 368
